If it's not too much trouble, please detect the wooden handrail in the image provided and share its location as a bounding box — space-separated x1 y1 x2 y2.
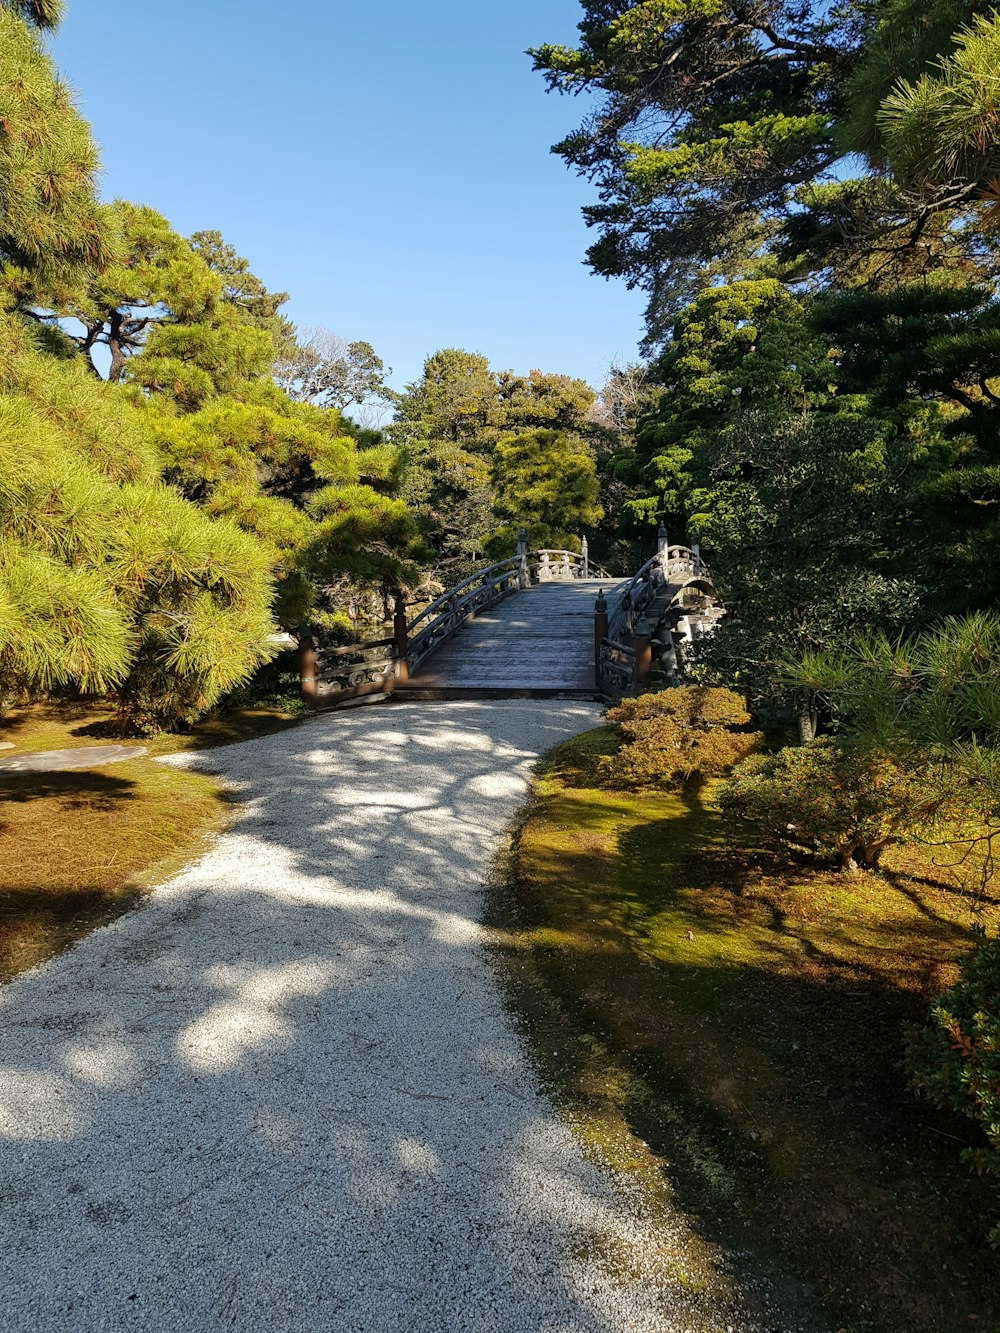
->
301 535 653 710
315 637 394 661
405 547 605 673
406 557 520 635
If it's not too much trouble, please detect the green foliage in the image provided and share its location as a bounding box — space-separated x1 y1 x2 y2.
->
685 406 923 717
907 930 1000 1244
0 9 115 300
530 2 863 334
0 2 424 729
844 0 998 170
813 283 1000 611
392 349 602 574
0 316 276 728
623 280 823 530
788 613 1000 758
189 229 288 329
2 0 64 27
534 0 998 342
877 13 1000 187
496 368 596 434
488 427 602 556
720 739 947 870
602 685 761 789
393 348 498 448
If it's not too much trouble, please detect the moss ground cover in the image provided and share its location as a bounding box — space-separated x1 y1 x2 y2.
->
491 725 1000 1332
0 699 301 983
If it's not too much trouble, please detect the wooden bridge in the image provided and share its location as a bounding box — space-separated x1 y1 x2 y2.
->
299 528 719 708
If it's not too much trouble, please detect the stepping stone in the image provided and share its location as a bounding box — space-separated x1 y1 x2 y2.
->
0 744 147 773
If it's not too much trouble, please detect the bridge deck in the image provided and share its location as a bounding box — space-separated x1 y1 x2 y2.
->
400 579 623 697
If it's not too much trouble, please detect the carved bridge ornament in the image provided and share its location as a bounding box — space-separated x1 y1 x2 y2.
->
313 637 398 697
598 545 712 695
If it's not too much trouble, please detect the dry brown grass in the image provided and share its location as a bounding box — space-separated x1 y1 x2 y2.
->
0 699 301 983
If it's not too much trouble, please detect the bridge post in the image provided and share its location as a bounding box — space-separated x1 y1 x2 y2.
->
393 591 409 684
517 528 529 590
539 551 550 581
299 633 318 711
657 522 669 571
594 589 608 691
581 535 589 578
691 542 701 574
631 615 653 689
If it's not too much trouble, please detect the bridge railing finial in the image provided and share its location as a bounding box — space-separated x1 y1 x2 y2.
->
516 528 529 590
657 522 669 571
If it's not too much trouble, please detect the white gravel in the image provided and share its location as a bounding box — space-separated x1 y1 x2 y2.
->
0 701 809 1332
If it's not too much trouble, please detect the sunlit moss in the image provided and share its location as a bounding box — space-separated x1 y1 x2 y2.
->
491 725 1000 1333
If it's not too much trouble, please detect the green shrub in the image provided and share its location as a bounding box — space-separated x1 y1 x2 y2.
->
907 932 1000 1244
602 686 762 789
719 738 947 870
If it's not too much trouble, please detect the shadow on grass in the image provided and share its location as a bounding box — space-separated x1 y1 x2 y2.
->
0 701 680 1333
501 771 1000 1333
0 770 139 811
0 764 231 984
0 885 147 983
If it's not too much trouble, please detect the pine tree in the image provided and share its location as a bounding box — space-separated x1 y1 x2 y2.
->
0 316 276 728
2 0 63 28
875 13 1000 198
0 9 115 302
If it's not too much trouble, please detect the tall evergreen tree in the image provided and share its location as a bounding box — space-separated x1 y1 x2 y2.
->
2 0 63 28
532 0 998 341
488 427 602 557
0 314 276 728
0 9 115 304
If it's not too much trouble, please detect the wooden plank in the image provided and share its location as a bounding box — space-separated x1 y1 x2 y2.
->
403 579 624 693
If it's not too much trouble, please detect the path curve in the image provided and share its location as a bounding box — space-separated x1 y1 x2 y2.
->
0 702 789 1332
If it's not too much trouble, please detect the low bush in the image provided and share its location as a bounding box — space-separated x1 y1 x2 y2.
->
601 686 762 789
907 932 1000 1244
719 738 948 870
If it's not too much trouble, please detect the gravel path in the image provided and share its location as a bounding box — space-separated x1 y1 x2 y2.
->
0 702 803 1332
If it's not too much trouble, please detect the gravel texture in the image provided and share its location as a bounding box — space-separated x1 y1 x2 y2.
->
0 701 807 1332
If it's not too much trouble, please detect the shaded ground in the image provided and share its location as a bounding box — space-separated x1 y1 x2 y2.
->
493 725 1000 1333
0 701 300 983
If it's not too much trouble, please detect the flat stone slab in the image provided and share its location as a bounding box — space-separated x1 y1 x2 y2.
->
0 744 147 774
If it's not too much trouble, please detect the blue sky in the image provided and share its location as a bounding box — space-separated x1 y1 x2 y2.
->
51 0 646 394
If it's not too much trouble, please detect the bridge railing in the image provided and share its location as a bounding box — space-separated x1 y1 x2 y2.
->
301 531 607 709
597 530 712 696
406 556 523 675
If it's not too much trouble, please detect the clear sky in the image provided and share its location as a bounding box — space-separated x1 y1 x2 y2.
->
50 0 646 394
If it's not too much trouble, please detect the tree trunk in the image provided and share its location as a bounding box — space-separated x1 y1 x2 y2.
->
841 838 892 872
797 698 818 744
108 309 127 383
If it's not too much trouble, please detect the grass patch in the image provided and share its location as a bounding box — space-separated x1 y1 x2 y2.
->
0 698 302 983
491 724 1000 1333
